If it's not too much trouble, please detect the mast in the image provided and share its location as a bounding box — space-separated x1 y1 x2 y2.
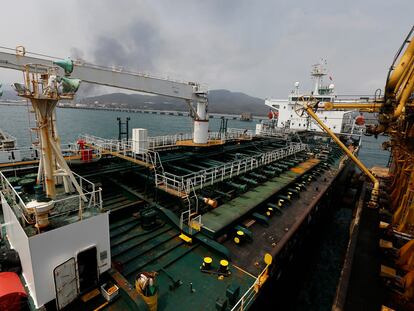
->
13 63 84 200
311 61 327 95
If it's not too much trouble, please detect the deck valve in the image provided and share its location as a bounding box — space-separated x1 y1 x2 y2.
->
201 257 213 270
200 197 218 208
219 260 230 274
234 230 245 244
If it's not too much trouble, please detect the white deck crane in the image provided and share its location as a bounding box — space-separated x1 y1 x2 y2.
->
0 46 209 201
0 47 209 142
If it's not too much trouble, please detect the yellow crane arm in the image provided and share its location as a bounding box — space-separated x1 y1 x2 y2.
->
322 102 383 112
304 104 380 207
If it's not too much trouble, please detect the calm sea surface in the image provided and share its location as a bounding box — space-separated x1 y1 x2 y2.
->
0 104 389 167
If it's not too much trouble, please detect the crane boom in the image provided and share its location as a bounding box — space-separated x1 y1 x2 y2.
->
0 47 211 144
0 50 205 102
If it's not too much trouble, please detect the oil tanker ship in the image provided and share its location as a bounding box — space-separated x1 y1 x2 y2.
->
0 25 413 311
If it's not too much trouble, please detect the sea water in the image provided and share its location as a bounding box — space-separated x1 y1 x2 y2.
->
0 104 389 166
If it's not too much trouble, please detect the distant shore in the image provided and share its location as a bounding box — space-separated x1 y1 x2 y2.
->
56 105 266 121
0 101 27 106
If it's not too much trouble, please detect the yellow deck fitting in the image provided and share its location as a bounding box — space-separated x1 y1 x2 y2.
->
219 259 229 273
379 239 393 249
176 139 225 147
190 220 202 231
179 233 192 244
380 265 397 278
379 221 390 229
202 256 213 270
234 230 244 244
80 288 100 302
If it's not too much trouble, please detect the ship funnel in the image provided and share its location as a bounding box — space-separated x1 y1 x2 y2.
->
53 58 74 75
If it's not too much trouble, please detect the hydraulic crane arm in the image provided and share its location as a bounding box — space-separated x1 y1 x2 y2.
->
303 103 379 207
0 46 211 144
0 49 205 102
322 102 383 112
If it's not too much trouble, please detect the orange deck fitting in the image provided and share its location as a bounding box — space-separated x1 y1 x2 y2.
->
0 154 100 168
176 139 225 147
85 144 153 168
156 183 188 198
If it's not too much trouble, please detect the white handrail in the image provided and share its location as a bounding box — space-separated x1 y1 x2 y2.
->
0 171 103 235
81 130 253 153
156 143 307 195
231 264 270 311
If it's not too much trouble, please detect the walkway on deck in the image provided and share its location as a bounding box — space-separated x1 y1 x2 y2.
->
201 158 320 238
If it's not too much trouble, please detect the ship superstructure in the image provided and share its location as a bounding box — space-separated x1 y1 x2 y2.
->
263 61 368 135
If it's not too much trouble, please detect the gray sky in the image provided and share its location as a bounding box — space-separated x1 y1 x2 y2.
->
0 0 412 98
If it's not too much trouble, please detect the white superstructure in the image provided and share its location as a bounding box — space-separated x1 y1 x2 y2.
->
264 62 354 135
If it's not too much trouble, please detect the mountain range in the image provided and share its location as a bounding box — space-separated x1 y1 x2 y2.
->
79 89 268 116
1 88 269 116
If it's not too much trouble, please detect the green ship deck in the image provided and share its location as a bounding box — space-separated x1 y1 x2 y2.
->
0 133 349 311
109 217 255 310
201 158 320 238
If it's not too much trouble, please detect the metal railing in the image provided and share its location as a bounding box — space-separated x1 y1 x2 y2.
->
156 143 307 196
226 128 254 138
0 171 102 235
81 130 254 167
0 142 102 167
0 147 40 163
148 129 253 150
80 134 158 167
230 264 270 311
148 133 193 150
179 179 200 232
257 126 298 138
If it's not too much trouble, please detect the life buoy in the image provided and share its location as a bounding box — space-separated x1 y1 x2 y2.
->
268 111 279 119
355 115 365 126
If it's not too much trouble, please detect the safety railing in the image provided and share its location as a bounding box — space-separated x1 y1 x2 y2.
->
257 126 299 138
148 133 193 150
0 171 103 235
82 130 254 153
81 131 254 167
0 142 102 167
0 171 30 223
226 128 254 140
230 265 270 311
156 143 307 196
80 134 157 167
148 130 253 150
0 147 40 164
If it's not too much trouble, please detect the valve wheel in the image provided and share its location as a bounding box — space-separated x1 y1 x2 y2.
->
294 96 319 117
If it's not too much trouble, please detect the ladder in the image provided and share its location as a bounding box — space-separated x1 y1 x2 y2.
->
27 100 40 160
179 180 201 234
149 150 165 186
